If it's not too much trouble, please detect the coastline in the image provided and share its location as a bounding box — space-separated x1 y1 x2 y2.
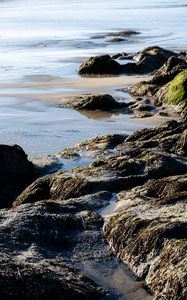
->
0 1 186 297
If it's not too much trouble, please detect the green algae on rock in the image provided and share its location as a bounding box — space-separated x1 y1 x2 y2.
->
156 69 187 107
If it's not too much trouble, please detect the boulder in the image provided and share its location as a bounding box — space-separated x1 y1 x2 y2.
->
134 46 178 72
67 93 129 111
78 55 122 75
0 144 36 208
155 69 187 108
122 46 179 75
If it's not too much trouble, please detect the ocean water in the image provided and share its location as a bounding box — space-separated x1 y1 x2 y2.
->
0 0 186 81
0 0 186 155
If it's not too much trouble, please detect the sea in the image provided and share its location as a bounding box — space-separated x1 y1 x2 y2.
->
0 0 186 156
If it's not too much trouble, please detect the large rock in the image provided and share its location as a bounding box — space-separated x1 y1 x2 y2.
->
134 46 178 72
0 196 109 299
78 47 179 76
122 46 179 75
65 93 129 111
155 69 187 108
0 144 36 208
78 55 122 75
104 174 187 300
13 121 187 208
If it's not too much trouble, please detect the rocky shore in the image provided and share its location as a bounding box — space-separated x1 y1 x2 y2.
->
0 45 186 299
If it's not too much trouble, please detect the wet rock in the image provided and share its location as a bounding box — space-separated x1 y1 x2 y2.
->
0 144 36 208
78 47 179 76
155 69 187 108
58 133 127 159
104 174 187 299
14 120 187 208
66 93 129 111
108 38 126 43
134 46 178 72
0 260 103 300
107 30 140 37
112 52 128 59
130 99 156 112
127 56 187 97
121 46 179 75
126 81 158 98
78 55 122 75
0 198 108 299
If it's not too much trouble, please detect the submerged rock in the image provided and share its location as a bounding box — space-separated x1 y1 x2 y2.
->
0 144 36 208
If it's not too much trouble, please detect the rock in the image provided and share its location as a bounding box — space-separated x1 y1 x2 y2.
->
125 58 187 119
0 260 103 300
107 30 140 37
0 144 36 208
14 120 187 208
130 101 156 112
126 81 158 98
134 46 178 72
118 54 134 60
58 133 127 159
121 46 179 75
152 56 187 86
112 52 128 59
78 47 179 76
0 198 108 299
155 69 187 108
108 38 126 43
104 174 187 300
78 55 122 75
66 93 129 111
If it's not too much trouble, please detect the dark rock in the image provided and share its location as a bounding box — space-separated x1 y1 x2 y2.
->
78 47 179 76
135 46 178 71
112 52 128 59
58 133 127 159
107 30 140 37
67 93 128 111
0 261 103 300
13 120 187 208
78 55 122 75
108 38 126 43
121 46 179 75
0 198 108 299
104 174 187 300
0 144 36 208
155 69 187 108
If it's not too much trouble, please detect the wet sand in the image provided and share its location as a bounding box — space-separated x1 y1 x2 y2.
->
0 73 176 156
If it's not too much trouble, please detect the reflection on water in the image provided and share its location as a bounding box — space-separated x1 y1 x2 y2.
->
0 95 155 156
82 259 153 300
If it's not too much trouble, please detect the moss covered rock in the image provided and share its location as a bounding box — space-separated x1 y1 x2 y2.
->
156 69 187 107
